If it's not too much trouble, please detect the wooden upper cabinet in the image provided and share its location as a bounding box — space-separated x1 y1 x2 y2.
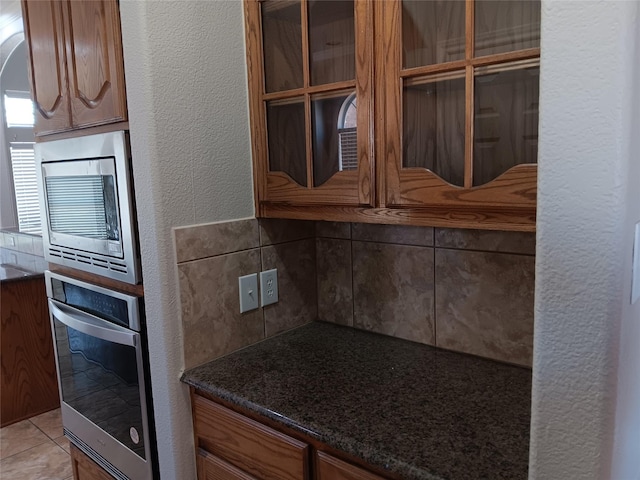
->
21 0 72 135
245 0 375 208
246 0 541 230
21 0 127 137
380 0 540 215
64 0 127 129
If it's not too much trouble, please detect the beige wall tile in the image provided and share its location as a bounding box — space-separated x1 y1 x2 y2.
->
435 249 535 366
352 223 433 246
435 228 536 255
259 219 315 246
352 242 435 345
32 236 44 257
262 239 317 337
174 218 259 263
315 221 351 239
316 238 353 326
179 249 264 369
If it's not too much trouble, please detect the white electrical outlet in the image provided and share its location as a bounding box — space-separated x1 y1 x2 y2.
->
632 223 640 305
260 269 278 307
239 273 259 313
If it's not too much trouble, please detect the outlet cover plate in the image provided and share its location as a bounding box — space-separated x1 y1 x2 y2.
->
632 223 640 305
260 269 278 307
239 273 259 313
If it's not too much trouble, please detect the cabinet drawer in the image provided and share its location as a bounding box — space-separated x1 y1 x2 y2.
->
197 449 256 480
316 451 386 480
70 444 114 480
193 394 308 480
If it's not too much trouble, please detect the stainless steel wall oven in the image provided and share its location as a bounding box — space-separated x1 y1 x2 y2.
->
36 131 141 284
46 271 157 480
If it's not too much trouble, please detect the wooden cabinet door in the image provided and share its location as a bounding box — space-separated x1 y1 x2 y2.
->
21 0 72 136
379 0 540 228
63 0 127 129
316 452 386 480
70 444 115 480
197 449 258 480
245 0 374 211
193 394 309 480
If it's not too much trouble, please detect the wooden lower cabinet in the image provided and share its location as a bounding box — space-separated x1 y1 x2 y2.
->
193 394 308 480
316 452 385 480
70 445 114 480
191 391 391 480
197 449 257 480
0 276 59 427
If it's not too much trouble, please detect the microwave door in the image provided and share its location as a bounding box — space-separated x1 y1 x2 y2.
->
41 158 124 258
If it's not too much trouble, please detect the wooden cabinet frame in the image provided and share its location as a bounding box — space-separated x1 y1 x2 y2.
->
245 0 539 231
380 0 539 212
244 0 375 208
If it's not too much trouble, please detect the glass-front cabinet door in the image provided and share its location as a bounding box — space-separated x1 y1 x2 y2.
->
382 0 540 215
245 0 374 209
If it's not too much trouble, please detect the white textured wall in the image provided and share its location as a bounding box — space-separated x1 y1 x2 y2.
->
531 1 639 479
119 1 254 478
611 6 640 478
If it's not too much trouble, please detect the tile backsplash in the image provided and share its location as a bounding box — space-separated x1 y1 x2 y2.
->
174 218 317 370
0 230 44 257
316 222 535 367
175 219 535 370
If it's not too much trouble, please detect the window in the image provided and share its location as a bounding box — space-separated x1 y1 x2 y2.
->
3 91 41 234
337 93 357 171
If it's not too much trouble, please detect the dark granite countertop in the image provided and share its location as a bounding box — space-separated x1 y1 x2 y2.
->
182 322 531 480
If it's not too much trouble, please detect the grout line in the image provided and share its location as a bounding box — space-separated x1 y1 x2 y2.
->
349 229 355 328
434 245 536 257
433 246 437 346
0 438 55 463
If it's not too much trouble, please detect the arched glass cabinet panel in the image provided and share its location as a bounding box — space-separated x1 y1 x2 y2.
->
387 0 541 207
247 0 373 207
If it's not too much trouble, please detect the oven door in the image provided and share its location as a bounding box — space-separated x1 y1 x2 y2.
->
49 299 153 480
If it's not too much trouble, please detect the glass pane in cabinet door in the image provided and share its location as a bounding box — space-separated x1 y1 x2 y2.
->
475 0 540 57
308 0 355 85
473 66 539 186
312 90 355 187
266 98 307 186
403 75 465 186
262 1 303 93
403 0 465 68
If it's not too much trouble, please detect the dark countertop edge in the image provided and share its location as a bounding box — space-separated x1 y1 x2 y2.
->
0 270 45 283
181 374 445 480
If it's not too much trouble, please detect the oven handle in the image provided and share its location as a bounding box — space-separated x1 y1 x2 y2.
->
49 299 137 348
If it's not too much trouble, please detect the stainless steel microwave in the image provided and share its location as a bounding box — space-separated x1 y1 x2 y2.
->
36 131 141 284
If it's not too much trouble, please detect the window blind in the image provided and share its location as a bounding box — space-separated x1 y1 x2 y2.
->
9 143 41 235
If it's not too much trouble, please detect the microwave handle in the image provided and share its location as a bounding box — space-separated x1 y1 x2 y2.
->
49 299 137 348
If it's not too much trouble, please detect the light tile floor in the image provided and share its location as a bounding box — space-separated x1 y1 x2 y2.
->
0 408 72 479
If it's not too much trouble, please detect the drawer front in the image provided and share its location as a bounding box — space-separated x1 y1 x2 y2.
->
316 451 386 480
193 394 308 480
197 449 257 480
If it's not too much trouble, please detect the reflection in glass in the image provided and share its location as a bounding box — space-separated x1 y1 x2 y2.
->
475 0 540 57
403 0 465 68
262 0 303 92
473 67 539 186
403 75 465 186
45 175 119 241
267 98 307 186
312 91 355 187
54 320 146 458
309 0 355 85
